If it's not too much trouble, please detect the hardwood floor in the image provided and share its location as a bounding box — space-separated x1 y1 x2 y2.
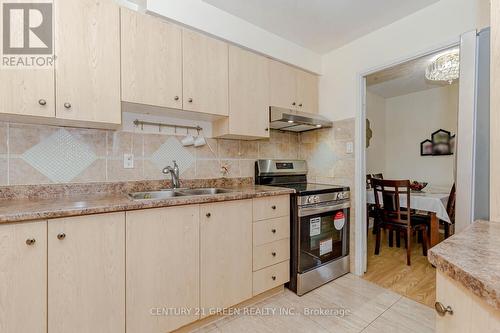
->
192 274 435 333
363 227 437 308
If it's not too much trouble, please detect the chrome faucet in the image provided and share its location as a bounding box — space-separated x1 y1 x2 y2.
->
162 160 180 189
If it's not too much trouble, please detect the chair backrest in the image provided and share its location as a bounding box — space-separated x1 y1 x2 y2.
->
447 183 456 224
366 174 373 189
372 173 384 180
371 178 411 226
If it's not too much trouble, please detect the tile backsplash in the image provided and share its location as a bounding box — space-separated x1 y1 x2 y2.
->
0 118 355 186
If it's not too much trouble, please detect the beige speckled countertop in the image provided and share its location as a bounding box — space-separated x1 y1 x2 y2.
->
428 220 500 310
0 185 294 224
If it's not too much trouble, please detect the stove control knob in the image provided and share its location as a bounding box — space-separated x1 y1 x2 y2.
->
313 195 320 203
337 192 345 200
307 196 313 204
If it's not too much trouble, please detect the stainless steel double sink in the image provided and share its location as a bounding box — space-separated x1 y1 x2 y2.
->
128 188 235 201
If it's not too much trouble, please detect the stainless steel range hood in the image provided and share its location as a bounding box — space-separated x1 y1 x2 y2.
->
269 106 333 132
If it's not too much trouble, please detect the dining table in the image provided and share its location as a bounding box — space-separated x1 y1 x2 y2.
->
366 188 451 247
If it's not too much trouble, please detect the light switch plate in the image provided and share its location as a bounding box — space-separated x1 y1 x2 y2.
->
124 153 134 169
346 142 354 154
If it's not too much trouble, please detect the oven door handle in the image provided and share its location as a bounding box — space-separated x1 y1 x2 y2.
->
298 202 350 217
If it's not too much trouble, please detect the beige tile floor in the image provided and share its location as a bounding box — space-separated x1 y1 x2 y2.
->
192 274 435 333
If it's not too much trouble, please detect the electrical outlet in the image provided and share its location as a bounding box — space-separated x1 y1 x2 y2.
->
346 142 354 154
124 153 134 169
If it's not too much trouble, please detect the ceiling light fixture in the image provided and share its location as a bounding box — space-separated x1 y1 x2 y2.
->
425 50 460 84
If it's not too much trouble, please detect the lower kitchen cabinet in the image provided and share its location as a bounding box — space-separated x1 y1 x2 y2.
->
200 200 253 314
0 221 47 333
126 206 200 333
436 271 500 333
48 212 125 333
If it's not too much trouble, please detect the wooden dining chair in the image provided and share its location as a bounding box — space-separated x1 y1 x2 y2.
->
442 184 456 238
366 174 383 234
371 178 429 266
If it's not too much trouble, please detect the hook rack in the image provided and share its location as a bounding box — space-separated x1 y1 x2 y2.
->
133 119 203 133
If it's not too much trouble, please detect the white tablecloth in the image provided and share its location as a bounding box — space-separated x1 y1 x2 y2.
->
366 189 451 223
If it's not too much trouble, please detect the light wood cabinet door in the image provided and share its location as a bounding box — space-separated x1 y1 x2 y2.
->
182 29 228 116
200 200 252 313
0 221 47 333
48 213 125 333
121 8 183 109
228 46 270 138
55 0 121 124
296 69 319 114
436 271 500 333
0 69 55 118
126 206 200 333
269 59 297 110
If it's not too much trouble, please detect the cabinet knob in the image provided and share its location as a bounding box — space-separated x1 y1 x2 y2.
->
271 252 277 257
174 96 180 101
292 102 296 106
26 238 36 246
271 229 277 234
57 233 66 240
299 103 303 107
271 276 276 281
38 99 47 106
265 128 269 132
63 102 72 109
188 98 193 103
272 205 277 210
206 213 211 218
434 302 453 316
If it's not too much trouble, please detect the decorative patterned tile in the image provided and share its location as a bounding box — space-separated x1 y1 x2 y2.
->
9 123 57 154
150 136 195 175
21 129 97 183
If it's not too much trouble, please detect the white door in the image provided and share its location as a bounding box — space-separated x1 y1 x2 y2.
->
455 30 478 233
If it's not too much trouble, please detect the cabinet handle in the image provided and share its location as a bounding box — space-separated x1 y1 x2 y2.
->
206 213 211 218
271 229 277 234
26 238 36 246
434 302 453 316
63 102 72 109
174 96 180 101
271 276 276 281
188 98 193 103
272 205 277 210
57 233 66 240
38 99 47 106
271 252 277 257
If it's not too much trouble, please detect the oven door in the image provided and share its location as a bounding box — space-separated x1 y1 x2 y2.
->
297 201 350 274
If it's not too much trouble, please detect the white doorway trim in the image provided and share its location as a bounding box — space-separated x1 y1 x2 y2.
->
354 39 464 276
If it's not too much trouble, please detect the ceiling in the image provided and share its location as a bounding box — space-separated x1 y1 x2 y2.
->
366 47 459 99
202 0 440 54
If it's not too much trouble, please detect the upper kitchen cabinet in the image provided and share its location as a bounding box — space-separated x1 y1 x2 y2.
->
296 69 319 114
121 8 183 110
269 59 319 114
0 69 55 119
55 0 121 125
182 29 229 116
213 45 270 139
269 59 297 110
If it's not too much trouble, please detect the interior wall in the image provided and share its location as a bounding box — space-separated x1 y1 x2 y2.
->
366 92 386 175
383 85 459 187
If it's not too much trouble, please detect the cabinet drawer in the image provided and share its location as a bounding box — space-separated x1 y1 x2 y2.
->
253 238 290 271
253 216 290 246
253 195 289 221
253 260 289 296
